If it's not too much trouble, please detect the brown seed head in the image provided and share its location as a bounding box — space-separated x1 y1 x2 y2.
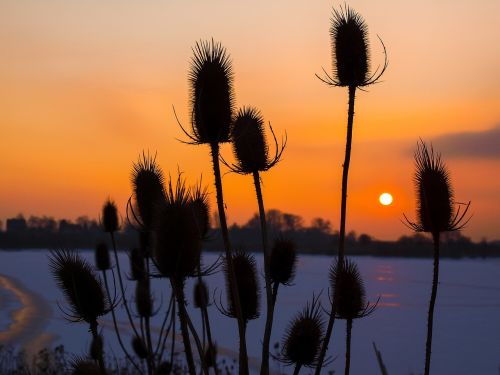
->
89 334 103 361
135 278 153 318
132 336 149 359
190 183 211 240
102 199 119 233
71 358 100 375
193 279 209 309
94 242 110 271
270 236 297 285
129 247 146 281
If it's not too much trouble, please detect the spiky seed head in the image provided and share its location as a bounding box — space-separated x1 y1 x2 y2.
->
129 247 146 281
94 242 110 271
89 334 103 361
204 344 217 368
135 278 153 318
330 6 369 87
189 39 234 145
155 362 172 375
224 250 260 322
193 279 209 309
71 358 101 375
152 176 201 280
49 249 109 323
231 106 269 173
102 199 119 233
132 152 165 230
270 236 297 285
190 184 211 240
132 336 149 359
282 297 324 368
330 258 369 320
415 141 453 234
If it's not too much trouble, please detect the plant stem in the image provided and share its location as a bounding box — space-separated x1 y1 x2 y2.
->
171 279 196 375
210 142 248 375
316 85 357 373
424 232 440 375
345 319 352 375
292 363 302 375
90 320 106 375
253 171 273 375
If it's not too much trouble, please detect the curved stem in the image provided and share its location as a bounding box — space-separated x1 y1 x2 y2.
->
345 319 352 375
316 85 357 373
253 171 273 375
90 320 106 375
424 233 440 375
210 143 248 375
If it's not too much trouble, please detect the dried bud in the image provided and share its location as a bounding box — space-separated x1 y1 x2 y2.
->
193 280 209 309
71 358 100 375
132 336 148 359
204 344 217 368
270 237 297 285
89 334 103 361
190 184 210 240
102 199 119 233
189 39 233 144
155 362 172 375
135 278 153 318
94 242 110 271
129 248 146 281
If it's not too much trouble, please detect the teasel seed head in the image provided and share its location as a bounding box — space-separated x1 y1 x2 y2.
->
94 242 110 271
129 247 146 281
49 249 109 324
193 279 209 309
223 250 260 322
281 295 324 368
204 343 217 368
404 140 471 236
155 362 172 375
132 336 149 359
190 182 211 240
330 258 376 320
89 334 103 361
152 175 201 280
101 199 119 233
270 236 297 285
188 39 234 145
131 151 165 230
135 278 153 318
71 358 100 375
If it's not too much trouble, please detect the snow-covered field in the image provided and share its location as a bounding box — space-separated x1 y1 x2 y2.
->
1 249 500 374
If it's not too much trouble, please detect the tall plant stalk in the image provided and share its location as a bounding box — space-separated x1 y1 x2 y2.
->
344 319 352 375
424 233 440 375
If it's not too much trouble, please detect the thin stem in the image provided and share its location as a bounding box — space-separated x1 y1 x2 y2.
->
316 85 357 373
253 171 273 375
144 259 154 375
292 363 302 375
424 232 440 375
345 319 352 375
102 271 142 374
171 279 196 375
210 142 248 375
90 320 106 375
184 307 209 375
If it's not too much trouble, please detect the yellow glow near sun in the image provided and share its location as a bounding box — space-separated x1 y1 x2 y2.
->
379 193 393 206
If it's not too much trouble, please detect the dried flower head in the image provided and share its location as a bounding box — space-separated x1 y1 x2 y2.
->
204 344 217 368
182 39 234 145
71 358 101 375
49 249 110 323
129 247 146 281
155 361 172 375
330 258 376 320
152 175 202 280
101 199 119 233
270 236 297 285
89 334 103 361
135 278 153 318
131 151 165 230
94 242 110 271
280 295 324 368
132 336 149 359
222 251 260 322
317 5 387 88
190 182 211 240
193 279 209 309
404 140 471 235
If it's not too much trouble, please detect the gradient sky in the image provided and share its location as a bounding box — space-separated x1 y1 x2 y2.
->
1 0 499 241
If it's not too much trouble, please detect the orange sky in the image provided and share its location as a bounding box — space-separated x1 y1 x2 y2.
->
1 1 499 241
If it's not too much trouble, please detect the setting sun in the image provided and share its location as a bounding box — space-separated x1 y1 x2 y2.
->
379 192 393 206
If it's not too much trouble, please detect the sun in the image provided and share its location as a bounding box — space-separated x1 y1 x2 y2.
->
379 192 393 206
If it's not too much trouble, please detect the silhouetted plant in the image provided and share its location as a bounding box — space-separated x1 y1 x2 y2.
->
177 38 248 374
403 141 470 375
49 249 110 374
277 296 324 375
330 259 377 375
224 106 286 375
316 5 387 371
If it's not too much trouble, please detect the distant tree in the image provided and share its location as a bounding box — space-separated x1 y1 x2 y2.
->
358 234 372 246
310 217 332 234
282 213 303 232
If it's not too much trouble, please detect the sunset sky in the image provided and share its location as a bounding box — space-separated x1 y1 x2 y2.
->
1 0 499 241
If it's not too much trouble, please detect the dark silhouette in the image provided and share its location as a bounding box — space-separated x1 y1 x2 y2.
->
404 141 470 375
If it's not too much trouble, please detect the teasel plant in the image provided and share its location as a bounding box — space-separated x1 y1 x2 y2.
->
403 140 470 375
217 250 260 352
220 105 286 375
175 38 249 374
151 174 211 375
315 5 387 371
330 259 378 375
275 295 325 375
49 249 113 375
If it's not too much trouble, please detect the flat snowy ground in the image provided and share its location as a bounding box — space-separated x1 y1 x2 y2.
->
1 250 500 374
